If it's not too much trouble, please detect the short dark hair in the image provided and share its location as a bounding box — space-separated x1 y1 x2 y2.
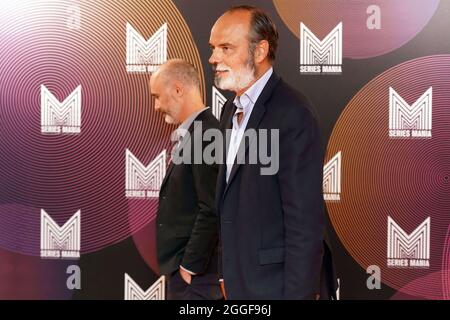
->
227 5 279 62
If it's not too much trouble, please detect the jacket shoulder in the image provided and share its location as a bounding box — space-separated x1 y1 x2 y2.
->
269 79 319 124
196 108 220 130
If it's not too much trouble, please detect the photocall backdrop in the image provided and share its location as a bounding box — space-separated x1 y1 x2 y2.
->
0 0 449 299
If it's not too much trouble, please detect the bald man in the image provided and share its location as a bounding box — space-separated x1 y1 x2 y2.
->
150 59 222 300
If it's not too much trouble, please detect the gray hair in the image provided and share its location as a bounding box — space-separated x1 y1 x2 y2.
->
158 59 201 91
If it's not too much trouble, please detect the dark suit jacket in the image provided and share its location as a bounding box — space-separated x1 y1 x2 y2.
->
157 109 220 276
216 72 338 299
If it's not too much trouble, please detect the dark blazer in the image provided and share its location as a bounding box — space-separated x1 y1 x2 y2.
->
157 109 220 276
216 72 338 299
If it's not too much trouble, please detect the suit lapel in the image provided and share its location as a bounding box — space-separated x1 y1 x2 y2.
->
216 100 236 203
160 159 175 193
160 112 205 193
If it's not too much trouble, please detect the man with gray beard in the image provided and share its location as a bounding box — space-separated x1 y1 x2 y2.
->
209 5 338 300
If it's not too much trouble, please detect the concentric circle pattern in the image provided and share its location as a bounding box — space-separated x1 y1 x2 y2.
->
326 55 450 298
273 0 440 59
0 0 204 255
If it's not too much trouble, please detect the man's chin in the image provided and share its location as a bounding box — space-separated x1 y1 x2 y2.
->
164 115 176 124
215 78 234 92
215 75 255 93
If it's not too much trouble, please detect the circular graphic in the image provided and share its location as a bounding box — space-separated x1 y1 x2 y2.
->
0 0 204 256
325 55 450 298
391 226 450 300
273 0 440 59
0 247 75 299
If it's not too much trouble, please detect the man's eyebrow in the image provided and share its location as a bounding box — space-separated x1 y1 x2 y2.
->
209 42 234 48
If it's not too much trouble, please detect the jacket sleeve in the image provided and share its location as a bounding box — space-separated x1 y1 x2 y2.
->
277 105 325 299
180 131 219 274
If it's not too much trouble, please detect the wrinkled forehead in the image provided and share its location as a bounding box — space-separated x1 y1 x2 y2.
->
150 66 170 90
149 71 167 94
149 72 158 91
210 11 251 45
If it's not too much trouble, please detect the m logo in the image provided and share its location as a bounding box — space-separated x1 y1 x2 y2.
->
125 149 166 198
300 22 342 74
212 86 226 120
389 87 432 138
323 151 341 201
124 274 165 300
126 22 168 73
41 85 81 134
387 216 430 268
41 209 80 259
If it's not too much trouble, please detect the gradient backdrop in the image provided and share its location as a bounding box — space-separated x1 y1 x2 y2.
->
0 0 449 299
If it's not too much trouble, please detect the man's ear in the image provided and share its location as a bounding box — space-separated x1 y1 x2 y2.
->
254 40 269 64
174 81 184 97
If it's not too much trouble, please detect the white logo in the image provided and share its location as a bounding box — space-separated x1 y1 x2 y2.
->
387 216 430 268
389 87 432 138
125 149 166 198
126 22 168 73
300 22 342 74
323 151 341 201
41 85 81 134
41 209 80 259
212 86 226 120
124 274 165 300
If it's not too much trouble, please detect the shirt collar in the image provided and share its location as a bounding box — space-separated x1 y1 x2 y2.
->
173 107 209 140
233 67 273 113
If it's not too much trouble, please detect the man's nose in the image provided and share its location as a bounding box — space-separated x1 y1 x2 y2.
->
209 49 220 65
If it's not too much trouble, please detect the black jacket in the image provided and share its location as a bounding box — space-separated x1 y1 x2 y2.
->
216 72 338 299
157 109 220 276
